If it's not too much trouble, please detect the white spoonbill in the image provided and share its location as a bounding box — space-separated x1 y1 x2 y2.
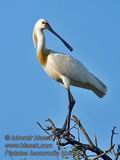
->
32 19 107 132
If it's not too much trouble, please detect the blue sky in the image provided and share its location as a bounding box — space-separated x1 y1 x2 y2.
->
0 0 120 159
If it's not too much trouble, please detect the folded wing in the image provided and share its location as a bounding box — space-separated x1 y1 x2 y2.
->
47 52 107 97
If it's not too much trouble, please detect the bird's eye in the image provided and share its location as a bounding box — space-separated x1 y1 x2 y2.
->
42 21 45 24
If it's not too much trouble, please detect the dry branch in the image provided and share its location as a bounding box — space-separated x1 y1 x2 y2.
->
37 116 120 160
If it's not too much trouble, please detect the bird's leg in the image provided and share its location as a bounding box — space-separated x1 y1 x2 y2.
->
67 89 75 131
62 89 75 132
62 116 67 131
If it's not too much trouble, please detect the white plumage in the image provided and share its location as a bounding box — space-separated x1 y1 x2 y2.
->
33 18 107 131
44 51 107 97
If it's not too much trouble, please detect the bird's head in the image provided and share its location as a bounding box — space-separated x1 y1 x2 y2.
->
34 19 48 31
33 18 73 51
32 19 47 48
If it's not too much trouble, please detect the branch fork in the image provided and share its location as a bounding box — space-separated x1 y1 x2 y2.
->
37 115 120 160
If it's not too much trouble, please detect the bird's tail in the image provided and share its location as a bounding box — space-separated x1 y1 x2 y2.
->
91 85 106 98
90 73 107 98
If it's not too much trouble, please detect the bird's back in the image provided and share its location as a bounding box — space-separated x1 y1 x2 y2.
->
46 51 107 97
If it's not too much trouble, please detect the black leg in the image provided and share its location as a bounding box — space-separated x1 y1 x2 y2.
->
62 89 75 131
67 89 75 131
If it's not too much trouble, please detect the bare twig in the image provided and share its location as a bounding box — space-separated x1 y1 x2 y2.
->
72 115 112 160
114 144 120 160
36 121 51 135
75 126 80 142
92 144 114 160
72 115 94 147
46 118 56 128
110 126 117 155
94 135 98 147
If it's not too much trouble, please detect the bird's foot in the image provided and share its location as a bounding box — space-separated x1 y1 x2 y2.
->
37 118 75 150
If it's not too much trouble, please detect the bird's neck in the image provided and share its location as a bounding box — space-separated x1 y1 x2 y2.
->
37 30 46 54
36 30 49 66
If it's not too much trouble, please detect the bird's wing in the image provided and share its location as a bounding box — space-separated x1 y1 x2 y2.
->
47 52 107 94
47 53 92 83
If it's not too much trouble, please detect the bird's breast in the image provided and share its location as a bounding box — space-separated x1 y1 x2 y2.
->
37 50 62 81
37 50 48 66
43 63 61 81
